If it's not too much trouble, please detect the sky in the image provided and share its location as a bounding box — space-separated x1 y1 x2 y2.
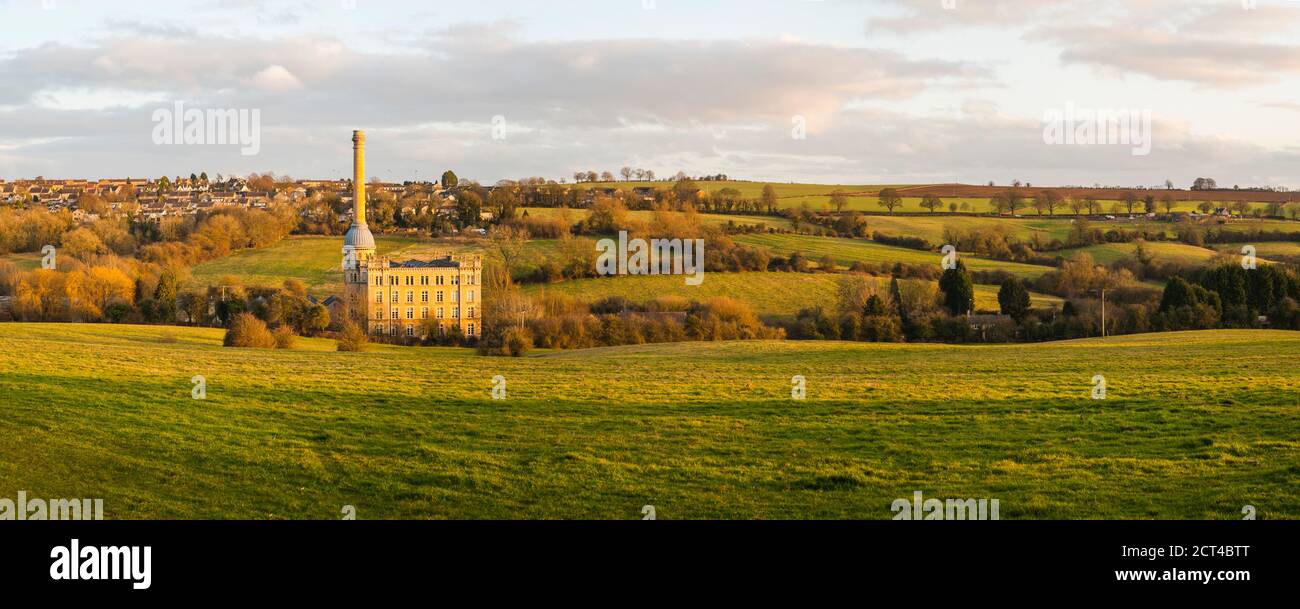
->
1 0 1298 189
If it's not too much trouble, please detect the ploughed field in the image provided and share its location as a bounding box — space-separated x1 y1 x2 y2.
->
0 323 1296 519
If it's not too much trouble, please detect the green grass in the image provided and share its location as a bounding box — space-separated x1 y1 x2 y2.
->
1053 242 1224 266
521 207 795 231
1212 242 1300 259
187 235 418 296
0 323 1296 519
186 235 546 296
0 251 42 271
527 272 1058 318
733 233 1056 279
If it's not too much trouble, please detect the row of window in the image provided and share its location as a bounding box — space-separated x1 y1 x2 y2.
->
372 274 477 286
374 290 474 304
371 323 476 337
375 307 476 320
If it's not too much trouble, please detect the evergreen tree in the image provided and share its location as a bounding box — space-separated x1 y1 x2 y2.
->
997 278 1031 322
939 260 974 316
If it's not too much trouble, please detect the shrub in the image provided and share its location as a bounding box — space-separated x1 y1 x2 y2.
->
336 320 370 352
273 326 297 349
503 327 533 357
223 313 275 348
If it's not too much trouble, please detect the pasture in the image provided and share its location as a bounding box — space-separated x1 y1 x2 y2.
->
0 323 1295 519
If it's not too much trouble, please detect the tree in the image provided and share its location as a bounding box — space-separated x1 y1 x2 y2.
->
440 170 458 189
489 225 528 278
600 171 614 182
455 191 483 227
938 260 974 316
1083 195 1099 215
829 190 849 213
223 313 275 348
153 270 180 323
1121 191 1138 215
300 304 330 336
620 167 633 181
1031 191 1048 215
1161 194 1176 214
181 291 208 325
1198 201 1213 214
1043 190 1062 215
336 319 370 352
1004 189 1023 215
877 188 902 214
1159 277 1197 312
1068 197 1085 215
997 278 1031 322
920 194 943 213
760 184 779 214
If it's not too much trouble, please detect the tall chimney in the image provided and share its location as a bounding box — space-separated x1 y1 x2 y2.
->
352 130 366 225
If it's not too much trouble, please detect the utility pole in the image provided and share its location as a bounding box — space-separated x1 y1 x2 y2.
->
1100 288 1107 338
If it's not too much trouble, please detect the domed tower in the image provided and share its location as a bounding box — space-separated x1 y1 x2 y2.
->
342 130 376 270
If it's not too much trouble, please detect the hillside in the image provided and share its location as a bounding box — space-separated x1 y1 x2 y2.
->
525 272 1061 319
733 233 1056 279
0 323 1295 519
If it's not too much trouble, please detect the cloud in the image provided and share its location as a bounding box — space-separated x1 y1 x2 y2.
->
250 64 303 91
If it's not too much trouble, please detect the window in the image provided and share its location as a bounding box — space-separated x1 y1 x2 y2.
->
391 309 398 320
375 293 383 303
420 291 428 303
453 276 460 285
406 308 414 320
376 311 383 320
420 276 429 286
389 276 398 286
405 276 414 286
468 323 475 336
374 276 383 286
453 307 459 318
406 291 413 303
468 307 475 319
467 291 474 302
452 291 459 302
405 325 414 337
373 323 384 334
390 325 398 336
420 307 428 319
391 291 398 303
436 291 444 303
436 308 444 319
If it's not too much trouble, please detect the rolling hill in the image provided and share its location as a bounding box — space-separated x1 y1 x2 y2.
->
1 323 1296 519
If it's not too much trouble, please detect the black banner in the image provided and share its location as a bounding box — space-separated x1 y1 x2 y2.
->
1 520 1287 597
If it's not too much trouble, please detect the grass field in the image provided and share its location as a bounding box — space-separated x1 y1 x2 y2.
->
525 272 1061 319
733 233 1056 279
187 236 556 296
1053 242 1225 266
1212 242 1300 259
0 323 1296 519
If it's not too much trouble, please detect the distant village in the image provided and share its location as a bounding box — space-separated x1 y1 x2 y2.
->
0 175 447 222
